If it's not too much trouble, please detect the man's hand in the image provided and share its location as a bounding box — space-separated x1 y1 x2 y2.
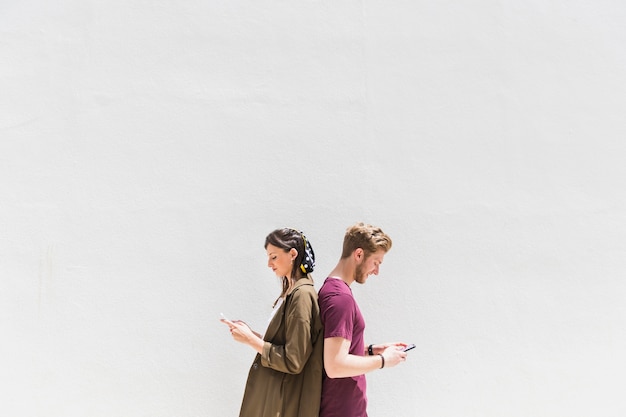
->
369 342 408 356
380 344 409 368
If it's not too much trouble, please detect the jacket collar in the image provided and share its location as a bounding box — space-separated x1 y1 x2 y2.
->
264 277 314 342
287 276 314 295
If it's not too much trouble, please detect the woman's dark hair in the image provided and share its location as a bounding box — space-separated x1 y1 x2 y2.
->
265 228 313 301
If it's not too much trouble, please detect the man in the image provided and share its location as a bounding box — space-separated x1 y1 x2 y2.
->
318 222 409 417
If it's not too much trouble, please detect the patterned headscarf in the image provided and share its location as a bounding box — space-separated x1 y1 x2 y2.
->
299 232 316 274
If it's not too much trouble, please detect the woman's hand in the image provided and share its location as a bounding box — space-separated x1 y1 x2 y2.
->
228 321 254 344
221 319 264 354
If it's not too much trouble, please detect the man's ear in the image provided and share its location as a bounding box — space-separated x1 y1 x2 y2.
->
354 248 364 261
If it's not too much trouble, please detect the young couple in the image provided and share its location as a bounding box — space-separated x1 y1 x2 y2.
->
221 222 410 417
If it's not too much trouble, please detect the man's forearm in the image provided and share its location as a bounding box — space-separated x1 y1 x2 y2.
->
325 352 384 378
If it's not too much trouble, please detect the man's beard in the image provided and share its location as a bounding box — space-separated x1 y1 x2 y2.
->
354 263 368 284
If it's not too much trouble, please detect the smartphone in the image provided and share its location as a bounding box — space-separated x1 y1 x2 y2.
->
403 343 416 352
220 313 235 326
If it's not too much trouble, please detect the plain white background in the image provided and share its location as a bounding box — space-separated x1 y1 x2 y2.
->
2 1 626 416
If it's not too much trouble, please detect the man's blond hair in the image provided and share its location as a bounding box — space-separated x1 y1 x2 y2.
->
341 222 392 259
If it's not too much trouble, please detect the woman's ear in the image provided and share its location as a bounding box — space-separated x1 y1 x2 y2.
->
290 248 298 260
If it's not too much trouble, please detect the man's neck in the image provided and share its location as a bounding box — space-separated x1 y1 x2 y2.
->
328 261 355 286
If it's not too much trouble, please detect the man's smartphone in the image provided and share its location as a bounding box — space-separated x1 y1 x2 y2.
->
403 343 416 352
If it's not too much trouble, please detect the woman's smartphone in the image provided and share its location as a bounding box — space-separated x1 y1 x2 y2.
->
403 343 416 352
220 313 235 326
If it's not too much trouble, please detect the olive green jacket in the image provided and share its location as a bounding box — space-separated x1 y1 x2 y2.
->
239 277 323 417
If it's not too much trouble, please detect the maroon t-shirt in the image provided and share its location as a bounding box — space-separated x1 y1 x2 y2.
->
318 277 368 417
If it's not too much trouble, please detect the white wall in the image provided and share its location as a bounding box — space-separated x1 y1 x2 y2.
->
2 1 626 416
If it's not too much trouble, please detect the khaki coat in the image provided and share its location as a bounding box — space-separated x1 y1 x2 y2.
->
239 277 323 417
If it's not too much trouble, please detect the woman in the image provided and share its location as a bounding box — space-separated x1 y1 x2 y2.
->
221 228 323 417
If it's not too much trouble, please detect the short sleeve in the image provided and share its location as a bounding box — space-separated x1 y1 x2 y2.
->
320 291 355 341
